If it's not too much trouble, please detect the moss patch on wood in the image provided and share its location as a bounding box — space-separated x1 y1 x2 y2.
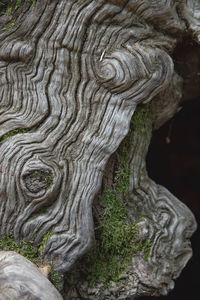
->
82 193 152 286
0 127 30 144
0 0 22 17
33 170 53 189
39 230 53 255
0 0 36 14
66 104 154 290
131 103 153 136
0 0 37 31
31 0 37 6
0 234 40 264
2 21 15 30
0 233 63 292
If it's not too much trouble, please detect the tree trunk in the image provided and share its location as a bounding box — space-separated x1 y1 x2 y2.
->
63 73 197 299
0 1 198 299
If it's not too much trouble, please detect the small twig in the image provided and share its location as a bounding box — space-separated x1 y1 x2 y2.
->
100 50 105 61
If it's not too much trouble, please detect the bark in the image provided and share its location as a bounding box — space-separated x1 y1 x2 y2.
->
0 0 198 299
63 72 197 299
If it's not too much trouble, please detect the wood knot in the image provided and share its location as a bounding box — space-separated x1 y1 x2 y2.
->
93 48 143 94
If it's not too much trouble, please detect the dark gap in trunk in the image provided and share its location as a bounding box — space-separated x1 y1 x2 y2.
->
144 99 200 300
140 35 200 300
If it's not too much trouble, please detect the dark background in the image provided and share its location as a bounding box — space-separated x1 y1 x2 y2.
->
143 100 199 300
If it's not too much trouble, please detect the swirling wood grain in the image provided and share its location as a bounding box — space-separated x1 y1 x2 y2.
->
0 0 197 277
73 73 197 300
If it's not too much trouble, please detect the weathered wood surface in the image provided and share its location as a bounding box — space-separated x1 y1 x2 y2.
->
0 251 63 300
0 0 198 298
63 73 197 299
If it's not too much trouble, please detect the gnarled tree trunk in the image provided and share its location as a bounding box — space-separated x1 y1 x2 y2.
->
0 0 198 299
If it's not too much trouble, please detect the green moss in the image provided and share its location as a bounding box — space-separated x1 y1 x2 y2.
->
31 0 36 6
0 1 19 15
81 187 152 287
39 230 52 255
0 0 37 31
67 165 153 288
143 238 154 261
0 0 34 12
0 231 53 266
0 235 41 265
33 170 53 189
5 6 13 15
66 104 154 290
2 21 15 30
0 233 64 292
131 104 153 136
15 0 22 10
50 269 64 292
38 230 64 292
43 172 53 189
0 127 30 144
34 206 50 217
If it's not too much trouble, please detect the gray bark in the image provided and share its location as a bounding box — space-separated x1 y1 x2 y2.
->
64 72 197 299
0 0 198 299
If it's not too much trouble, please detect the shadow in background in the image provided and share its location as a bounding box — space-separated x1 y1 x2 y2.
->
144 100 199 300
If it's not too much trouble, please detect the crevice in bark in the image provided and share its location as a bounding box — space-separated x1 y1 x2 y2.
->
142 37 200 299
145 99 200 300
172 36 200 102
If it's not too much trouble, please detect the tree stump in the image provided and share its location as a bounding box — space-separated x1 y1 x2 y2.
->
0 1 198 299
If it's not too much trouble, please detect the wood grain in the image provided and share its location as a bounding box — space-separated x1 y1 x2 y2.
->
0 1 198 287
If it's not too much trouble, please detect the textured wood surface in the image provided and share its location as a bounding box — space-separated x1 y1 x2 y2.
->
64 73 197 299
0 0 198 298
